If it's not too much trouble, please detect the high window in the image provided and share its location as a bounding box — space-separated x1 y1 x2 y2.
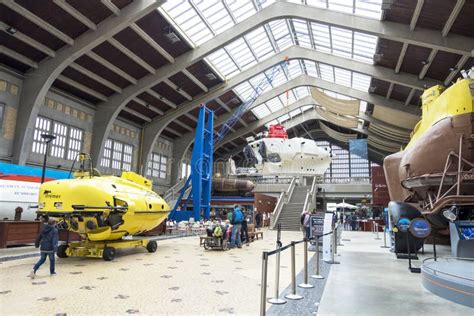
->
147 153 168 179
100 138 133 171
32 116 83 160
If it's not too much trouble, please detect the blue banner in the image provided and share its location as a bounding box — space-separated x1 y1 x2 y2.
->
349 139 368 159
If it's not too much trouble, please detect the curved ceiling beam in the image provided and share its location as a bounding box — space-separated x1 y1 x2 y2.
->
10 0 165 165
87 0 468 170
94 45 425 172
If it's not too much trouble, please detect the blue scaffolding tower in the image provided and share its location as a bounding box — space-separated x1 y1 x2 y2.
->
168 105 214 221
168 58 289 222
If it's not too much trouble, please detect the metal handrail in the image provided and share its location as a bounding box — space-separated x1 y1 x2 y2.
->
270 191 286 229
421 256 474 281
286 177 297 202
302 176 317 214
164 178 187 201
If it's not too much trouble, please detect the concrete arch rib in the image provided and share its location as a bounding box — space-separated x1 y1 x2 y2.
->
141 46 423 174
11 0 165 165
89 0 470 171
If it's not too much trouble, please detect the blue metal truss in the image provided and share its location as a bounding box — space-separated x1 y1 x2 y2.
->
168 106 214 221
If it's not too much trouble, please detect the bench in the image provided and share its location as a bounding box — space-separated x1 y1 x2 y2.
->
248 224 263 241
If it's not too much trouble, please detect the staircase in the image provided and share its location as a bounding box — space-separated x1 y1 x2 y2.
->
277 186 309 231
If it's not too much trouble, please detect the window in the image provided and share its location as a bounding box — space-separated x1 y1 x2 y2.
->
100 138 133 171
147 153 168 179
67 127 83 160
31 116 83 160
50 122 68 158
181 161 191 179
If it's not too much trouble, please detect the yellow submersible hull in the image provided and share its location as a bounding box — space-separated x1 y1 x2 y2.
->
37 165 170 260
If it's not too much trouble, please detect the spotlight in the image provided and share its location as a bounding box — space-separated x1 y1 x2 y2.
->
41 133 56 143
448 67 458 72
421 60 429 65
6 26 17 35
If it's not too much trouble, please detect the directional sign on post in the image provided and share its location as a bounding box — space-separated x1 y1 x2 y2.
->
310 212 325 239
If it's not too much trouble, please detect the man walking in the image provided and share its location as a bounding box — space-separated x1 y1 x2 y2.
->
303 211 311 240
29 218 58 278
240 208 250 246
230 205 244 248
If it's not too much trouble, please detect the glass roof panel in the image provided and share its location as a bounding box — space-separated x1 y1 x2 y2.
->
246 27 274 60
292 19 312 48
206 49 239 77
226 38 257 70
224 0 257 22
253 103 271 119
194 0 233 34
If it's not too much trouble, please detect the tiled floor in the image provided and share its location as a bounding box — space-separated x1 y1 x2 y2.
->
0 229 304 315
317 231 473 315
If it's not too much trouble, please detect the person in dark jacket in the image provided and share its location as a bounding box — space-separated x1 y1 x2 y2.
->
229 206 244 248
29 218 59 278
240 208 250 246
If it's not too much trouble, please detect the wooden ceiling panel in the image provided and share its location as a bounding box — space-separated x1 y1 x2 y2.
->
53 79 100 104
417 0 455 31
242 111 258 124
113 28 168 69
188 107 200 117
92 42 148 79
451 1 474 36
62 67 115 96
75 55 131 89
136 10 192 58
205 100 220 112
374 38 403 70
219 90 240 106
383 0 416 24
137 92 172 112
400 44 432 75
186 60 223 88
0 53 31 72
65 0 112 24
127 101 157 118
168 72 203 97
370 78 390 97
0 32 46 61
119 110 146 125
0 4 65 50
112 0 133 9
152 82 187 105
390 84 411 103
177 115 197 128
161 129 176 139
426 51 463 81
16 0 88 38
168 122 188 134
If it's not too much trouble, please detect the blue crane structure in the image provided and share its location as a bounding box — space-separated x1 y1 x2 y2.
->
168 58 290 221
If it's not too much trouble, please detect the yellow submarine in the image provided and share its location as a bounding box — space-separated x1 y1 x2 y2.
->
37 154 170 261
384 68 473 228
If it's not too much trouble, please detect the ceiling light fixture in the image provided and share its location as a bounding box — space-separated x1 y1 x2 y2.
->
6 26 17 35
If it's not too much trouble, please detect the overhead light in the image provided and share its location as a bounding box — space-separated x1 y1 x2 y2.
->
373 53 383 62
442 206 458 222
205 73 217 80
421 60 429 65
368 86 376 93
449 66 458 72
164 31 181 44
6 26 17 35
41 134 56 143
176 87 181 92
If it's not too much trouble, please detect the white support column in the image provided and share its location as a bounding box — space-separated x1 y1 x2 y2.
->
132 97 164 115
122 107 151 122
163 79 192 100
444 55 469 86
418 49 438 80
386 82 394 99
395 43 408 74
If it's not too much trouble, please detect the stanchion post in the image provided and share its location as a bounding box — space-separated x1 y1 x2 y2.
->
267 245 286 305
260 252 268 316
285 242 303 300
298 239 314 289
375 223 381 240
381 225 389 248
311 235 324 279
330 230 340 264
